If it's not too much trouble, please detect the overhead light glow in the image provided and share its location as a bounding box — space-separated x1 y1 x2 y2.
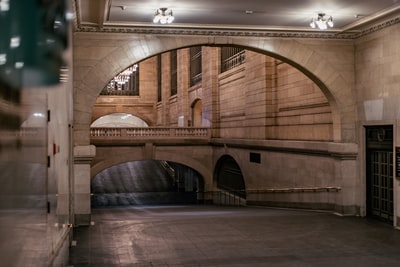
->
10 36 20 48
15 62 24 69
0 54 6 65
33 113 45 117
0 0 9 11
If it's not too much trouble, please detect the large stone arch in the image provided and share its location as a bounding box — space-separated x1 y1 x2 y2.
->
74 33 355 144
91 146 213 186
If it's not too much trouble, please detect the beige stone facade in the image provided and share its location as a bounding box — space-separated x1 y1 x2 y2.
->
1 4 399 266
69 22 400 228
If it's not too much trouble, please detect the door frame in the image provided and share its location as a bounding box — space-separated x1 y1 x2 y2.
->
365 125 394 224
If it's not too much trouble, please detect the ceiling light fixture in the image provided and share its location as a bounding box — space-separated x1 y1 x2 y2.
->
114 64 138 85
153 7 174 24
310 13 334 30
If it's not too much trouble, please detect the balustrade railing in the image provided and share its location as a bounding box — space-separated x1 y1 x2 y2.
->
90 127 210 140
221 49 245 72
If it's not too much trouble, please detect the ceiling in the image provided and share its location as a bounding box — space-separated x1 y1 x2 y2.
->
75 0 400 34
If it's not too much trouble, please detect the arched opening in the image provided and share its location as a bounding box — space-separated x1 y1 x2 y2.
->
90 46 334 141
191 99 202 127
214 155 246 199
91 160 204 207
76 36 354 148
90 113 149 127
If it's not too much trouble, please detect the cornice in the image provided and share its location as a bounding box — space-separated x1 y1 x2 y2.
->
73 15 400 40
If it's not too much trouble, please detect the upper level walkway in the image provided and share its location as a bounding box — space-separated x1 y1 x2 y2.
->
90 126 211 145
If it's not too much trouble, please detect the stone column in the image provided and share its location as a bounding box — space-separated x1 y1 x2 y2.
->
177 48 190 126
73 145 96 226
332 143 359 216
202 46 219 136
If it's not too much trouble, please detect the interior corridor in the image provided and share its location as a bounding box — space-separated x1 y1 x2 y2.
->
69 205 400 267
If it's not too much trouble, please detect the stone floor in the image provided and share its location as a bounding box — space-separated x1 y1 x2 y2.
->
69 205 400 267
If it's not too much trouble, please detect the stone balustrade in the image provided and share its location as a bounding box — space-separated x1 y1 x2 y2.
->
90 127 211 144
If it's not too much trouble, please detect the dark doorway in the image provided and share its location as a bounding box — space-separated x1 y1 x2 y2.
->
215 155 246 198
365 125 394 224
91 160 203 207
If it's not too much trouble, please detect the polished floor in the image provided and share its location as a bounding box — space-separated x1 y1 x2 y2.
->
69 205 400 267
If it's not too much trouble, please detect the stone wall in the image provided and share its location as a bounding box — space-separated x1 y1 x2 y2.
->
212 139 358 214
355 23 400 225
89 45 355 214
74 32 361 217
114 47 332 141
73 33 355 144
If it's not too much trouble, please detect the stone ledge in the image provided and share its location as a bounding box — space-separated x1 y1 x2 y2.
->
211 138 358 159
74 145 96 164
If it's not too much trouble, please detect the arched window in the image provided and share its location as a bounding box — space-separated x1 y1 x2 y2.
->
191 99 202 127
91 113 148 127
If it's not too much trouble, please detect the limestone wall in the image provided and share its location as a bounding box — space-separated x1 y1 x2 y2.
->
355 23 400 124
74 32 361 217
73 33 356 144
102 47 333 141
355 23 400 225
212 139 358 214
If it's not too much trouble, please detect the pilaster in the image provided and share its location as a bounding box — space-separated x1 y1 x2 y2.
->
73 145 96 226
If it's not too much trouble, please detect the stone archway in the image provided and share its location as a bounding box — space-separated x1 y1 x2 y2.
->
73 34 357 224
91 146 213 184
73 33 356 145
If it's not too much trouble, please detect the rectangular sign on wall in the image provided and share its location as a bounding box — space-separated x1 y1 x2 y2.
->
249 152 261 163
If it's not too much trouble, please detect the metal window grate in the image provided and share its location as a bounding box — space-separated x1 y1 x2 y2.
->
157 55 162 102
190 46 202 86
221 47 245 73
170 50 177 96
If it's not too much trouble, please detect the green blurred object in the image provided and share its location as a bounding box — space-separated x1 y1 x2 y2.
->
0 0 69 89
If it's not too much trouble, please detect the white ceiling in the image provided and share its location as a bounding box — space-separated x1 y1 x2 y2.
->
76 0 400 33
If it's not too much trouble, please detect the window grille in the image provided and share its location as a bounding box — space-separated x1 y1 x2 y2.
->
170 50 177 96
221 47 245 73
190 46 202 86
157 55 162 102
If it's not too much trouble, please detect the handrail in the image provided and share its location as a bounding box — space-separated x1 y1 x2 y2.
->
200 190 246 207
159 160 175 178
247 187 341 193
199 187 341 207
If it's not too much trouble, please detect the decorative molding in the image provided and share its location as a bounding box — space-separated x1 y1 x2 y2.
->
73 145 96 164
354 16 400 37
74 155 96 164
278 102 330 113
74 15 400 40
211 139 358 160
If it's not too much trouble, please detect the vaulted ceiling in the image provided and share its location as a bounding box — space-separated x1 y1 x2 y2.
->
74 0 400 37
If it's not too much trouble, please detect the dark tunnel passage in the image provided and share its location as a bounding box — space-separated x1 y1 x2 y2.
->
91 160 203 207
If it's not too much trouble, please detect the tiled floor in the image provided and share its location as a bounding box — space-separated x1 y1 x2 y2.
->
69 205 400 267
